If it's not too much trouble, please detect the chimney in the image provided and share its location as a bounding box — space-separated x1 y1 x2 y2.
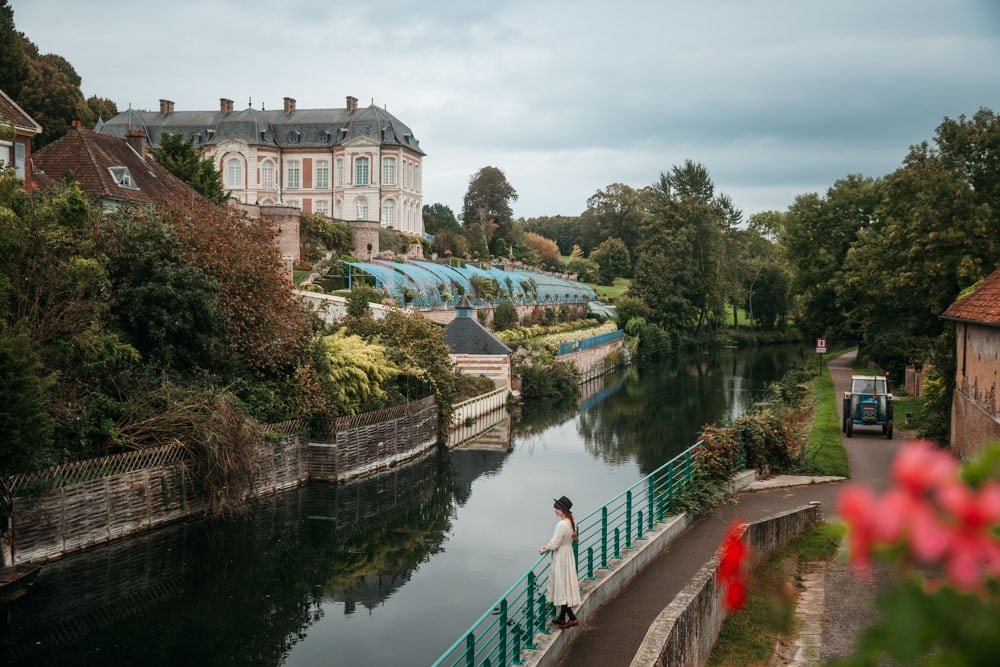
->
346 95 358 113
283 97 296 114
220 98 234 114
125 129 145 156
159 99 174 115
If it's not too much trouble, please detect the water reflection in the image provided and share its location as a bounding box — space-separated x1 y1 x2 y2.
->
3 450 453 666
3 343 810 666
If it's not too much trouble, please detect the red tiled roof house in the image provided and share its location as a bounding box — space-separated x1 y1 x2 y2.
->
0 87 42 187
32 125 202 209
942 267 1000 458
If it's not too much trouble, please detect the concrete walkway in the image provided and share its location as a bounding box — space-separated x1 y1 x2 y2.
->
551 350 902 667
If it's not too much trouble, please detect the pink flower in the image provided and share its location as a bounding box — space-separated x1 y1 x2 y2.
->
837 484 878 574
839 440 1000 592
891 440 958 496
908 502 951 563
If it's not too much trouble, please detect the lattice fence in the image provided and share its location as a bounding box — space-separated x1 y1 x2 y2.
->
4 397 442 565
335 395 438 482
6 442 188 496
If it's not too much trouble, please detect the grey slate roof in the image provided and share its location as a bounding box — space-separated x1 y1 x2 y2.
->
444 316 514 355
445 299 513 356
98 102 424 154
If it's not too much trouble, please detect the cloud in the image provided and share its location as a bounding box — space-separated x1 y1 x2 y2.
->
11 0 1000 218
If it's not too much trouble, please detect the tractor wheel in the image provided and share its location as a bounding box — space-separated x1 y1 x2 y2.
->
886 419 893 440
846 419 853 437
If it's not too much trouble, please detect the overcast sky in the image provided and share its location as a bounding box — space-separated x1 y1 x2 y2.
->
12 0 1000 220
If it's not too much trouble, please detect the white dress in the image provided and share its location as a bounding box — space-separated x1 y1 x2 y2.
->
546 518 582 607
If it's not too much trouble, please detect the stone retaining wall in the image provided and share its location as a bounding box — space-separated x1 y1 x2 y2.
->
629 503 822 667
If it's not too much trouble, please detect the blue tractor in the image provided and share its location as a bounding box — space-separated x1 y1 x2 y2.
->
842 374 894 439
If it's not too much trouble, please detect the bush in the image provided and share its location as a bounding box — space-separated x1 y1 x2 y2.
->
492 300 518 331
347 284 380 318
735 411 794 474
519 358 580 401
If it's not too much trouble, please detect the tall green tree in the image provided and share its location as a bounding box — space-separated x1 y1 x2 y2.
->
86 95 118 124
585 183 651 273
18 46 94 147
0 0 27 99
837 110 1000 379
100 210 226 372
589 237 631 285
151 132 228 203
422 203 461 235
779 174 881 339
461 166 518 257
631 161 729 335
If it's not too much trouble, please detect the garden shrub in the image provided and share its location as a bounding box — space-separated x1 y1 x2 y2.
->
735 411 793 474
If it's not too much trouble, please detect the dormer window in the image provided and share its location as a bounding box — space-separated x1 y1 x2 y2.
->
287 131 300 144
262 130 274 142
192 133 202 145
317 130 329 143
339 128 348 140
108 166 138 189
383 127 395 141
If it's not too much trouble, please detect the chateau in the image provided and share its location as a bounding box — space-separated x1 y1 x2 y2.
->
98 95 425 235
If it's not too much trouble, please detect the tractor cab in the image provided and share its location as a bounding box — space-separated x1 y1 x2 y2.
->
843 374 894 439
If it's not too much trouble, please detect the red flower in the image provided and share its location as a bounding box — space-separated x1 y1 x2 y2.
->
718 520 750 611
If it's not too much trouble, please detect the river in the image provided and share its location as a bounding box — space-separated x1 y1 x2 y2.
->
2 342 811 666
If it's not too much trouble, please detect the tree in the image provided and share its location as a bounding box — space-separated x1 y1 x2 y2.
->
461 166 518 257
100 209 227 372
151 132 228 203
837 115 1000 378
631 161 730 334
423 203 461 235
18 46 94 147
779 174 881 340
0 0 27 99
524 231 561 270
159 200 311 375
589 237 631 285
0 326 55 473
86 95 118 125
585 183 651 273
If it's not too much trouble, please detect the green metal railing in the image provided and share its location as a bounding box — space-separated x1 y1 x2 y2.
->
432 439 706 667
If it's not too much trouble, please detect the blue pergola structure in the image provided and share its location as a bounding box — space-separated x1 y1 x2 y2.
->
342 260 595 308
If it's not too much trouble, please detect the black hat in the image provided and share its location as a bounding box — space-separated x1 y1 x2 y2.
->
553 496 573 512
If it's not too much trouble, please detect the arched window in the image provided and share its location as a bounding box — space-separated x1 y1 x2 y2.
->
382 199 396 227
382 157 396 186
354 156 369 185
287 160 301 189
261 160 275 189
356 198 368 220
225 157 243 189
316 160 330 189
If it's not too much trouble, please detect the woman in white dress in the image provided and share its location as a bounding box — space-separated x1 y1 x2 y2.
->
538 495 582 628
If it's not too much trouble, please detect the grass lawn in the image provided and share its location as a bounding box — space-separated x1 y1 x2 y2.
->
708 523 842 666
801 359 850 477
583 277 629 301
293 269 310 287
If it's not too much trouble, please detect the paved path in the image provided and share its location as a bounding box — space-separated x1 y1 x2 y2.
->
555 350 903 667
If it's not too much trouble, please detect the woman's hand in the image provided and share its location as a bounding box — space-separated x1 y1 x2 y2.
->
539 546 548 554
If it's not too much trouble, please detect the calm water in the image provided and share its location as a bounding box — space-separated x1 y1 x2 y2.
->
2 343 810 666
